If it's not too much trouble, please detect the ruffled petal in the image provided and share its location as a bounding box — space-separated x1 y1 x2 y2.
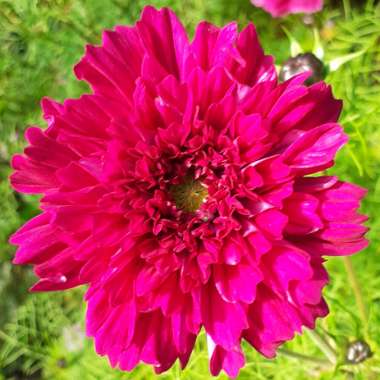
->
201 283 248 350
208 335 245 378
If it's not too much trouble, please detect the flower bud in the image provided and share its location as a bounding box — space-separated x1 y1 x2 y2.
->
346 340 372 364
279 52 325 85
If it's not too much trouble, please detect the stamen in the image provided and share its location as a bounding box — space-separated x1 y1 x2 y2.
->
170 176 208 213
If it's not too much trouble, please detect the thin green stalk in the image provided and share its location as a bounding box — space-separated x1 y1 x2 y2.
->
342 256 368 329
307 330 337 365
278 348 331 368
343 0 352 19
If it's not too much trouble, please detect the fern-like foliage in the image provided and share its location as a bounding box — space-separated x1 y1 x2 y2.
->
0 290 83 377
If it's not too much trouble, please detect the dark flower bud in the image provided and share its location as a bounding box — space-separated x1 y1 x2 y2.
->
345 340 372 364
56 358 67 368
279 52 325 85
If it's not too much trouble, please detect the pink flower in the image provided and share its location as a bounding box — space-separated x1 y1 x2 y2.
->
10 6 367 377
251 0 323 17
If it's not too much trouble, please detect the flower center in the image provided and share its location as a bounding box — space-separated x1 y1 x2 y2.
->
170 176 208 213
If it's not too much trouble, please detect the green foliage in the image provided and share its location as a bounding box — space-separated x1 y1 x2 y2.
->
0 0 380 379
0 290 83 377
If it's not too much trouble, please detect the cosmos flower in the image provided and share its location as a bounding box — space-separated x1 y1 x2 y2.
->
10 6 367 378
251 0 323 17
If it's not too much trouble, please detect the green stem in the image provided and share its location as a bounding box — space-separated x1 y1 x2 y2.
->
343 0 352 19
278 348 331 368
307 330 337 365
342 256 367 329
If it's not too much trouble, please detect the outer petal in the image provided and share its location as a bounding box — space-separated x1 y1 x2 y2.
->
282 123 348 174
244 285 303 357
190 22 239 72
284 192 324 235
10 213 65 265
235 23 276 85
137 6 190 80
261 244 313 296
10 153 59 193
42 96 111 156
74 26 144 101
290 179 368 255
190 21 275 86
244 282 327 357
201 283 248 350
214 262 263 303
208 335 245 378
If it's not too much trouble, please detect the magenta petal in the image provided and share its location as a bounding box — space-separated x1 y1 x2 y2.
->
222 238 243 265
235 23 276 85
262 245 313 295
283 123 348 171
244 286 303 357
138 6 189 80
294 176 338 192
202 284 248 350
10 154 59 194
214 263 262 303
284 192 323 235
208 336 245 378
191 22 239 72
255 209 288 239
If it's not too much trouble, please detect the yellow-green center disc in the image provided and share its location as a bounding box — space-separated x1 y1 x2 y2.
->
170 177 208 213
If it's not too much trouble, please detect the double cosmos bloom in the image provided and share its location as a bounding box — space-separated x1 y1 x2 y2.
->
10 6 367 377
251 0 323 17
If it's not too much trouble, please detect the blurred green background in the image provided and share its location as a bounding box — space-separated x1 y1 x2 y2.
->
0 0 380 379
